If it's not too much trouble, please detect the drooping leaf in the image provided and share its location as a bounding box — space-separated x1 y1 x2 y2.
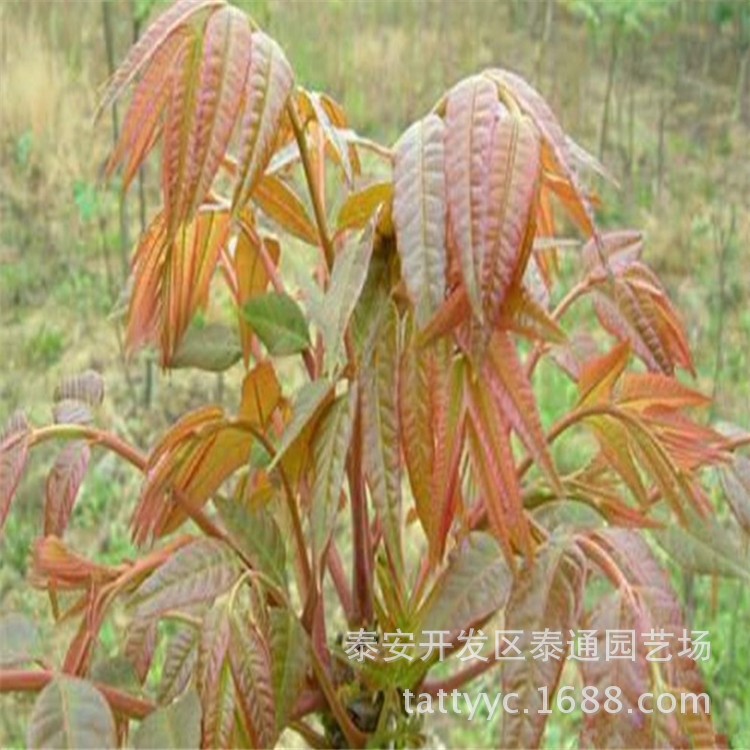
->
319 230 375 369
27 676 117 750
298 89 356 184
53 371 104 406
106 29 188 190
486 68 599 237
125 618 158 685
268 609 309 732
466 377 529 560
393 114 446 326
485 331 560 494
479 109 541 327
444 75 500 322
500 540 585 749
182 5 253 220
243 292 310 356
96 0 224 119
126 209 231 363
720 453 750 533
214 495 287 589
44 440 91 537
399 325 463 564
417 532 511 633
232 225 279 364
310 386 357 569
361 302 403 571
133 688 201 749
579 591 656 748
239 361 281 427
268 379 334 473
232 31 294 210
158 626 199 705
132 409 254 542
31 536 119 591
252 175 319 245
228 614 277 748
653 507 750 581
337 181 392 234
0 410 31 532
196 605 235 749
130 539 242 620
171 322 242 371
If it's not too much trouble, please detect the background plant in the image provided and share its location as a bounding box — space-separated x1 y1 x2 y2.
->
1 1 749 748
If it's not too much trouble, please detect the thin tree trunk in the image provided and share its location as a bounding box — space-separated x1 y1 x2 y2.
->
534 0 554 86
735 45 749 122
102 0 130 280
599 24 621 161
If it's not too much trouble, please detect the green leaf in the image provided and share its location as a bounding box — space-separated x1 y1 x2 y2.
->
268 609 309 732
417 532 511 633
310 386 357 567
361 302 403 572
171 322 242 372
268 379 334 472
130 539 242 620
337 181 392 233
27 676 116 750
319 230 375 370
0 613 41 668
720 454 750 534
653 508 750 582
214 495 287 589
242 292 310 356
133 688 201 749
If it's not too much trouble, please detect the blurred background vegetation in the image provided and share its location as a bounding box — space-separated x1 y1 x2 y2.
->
1 0 749 747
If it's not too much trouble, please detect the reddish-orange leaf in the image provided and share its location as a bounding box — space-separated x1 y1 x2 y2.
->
618 373 710 412
162 209 231 363
232 32 294 211
480 110 541 326
31 536 118 590
444 75 499 322
466 377 530 561
44 441 91 537
184 6 253 219
486 332 561 494
96 0 224 119
106 29 188 190
487 68 599 238
239 361 281 428
578 341 631 407
252 175 319 245
0 411 31 533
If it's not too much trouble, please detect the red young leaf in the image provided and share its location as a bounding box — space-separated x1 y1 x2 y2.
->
232 32 294 211
444 75 499 322
0 411 31 532
44 441 91 537
96 0 224 119
54 371 105 407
